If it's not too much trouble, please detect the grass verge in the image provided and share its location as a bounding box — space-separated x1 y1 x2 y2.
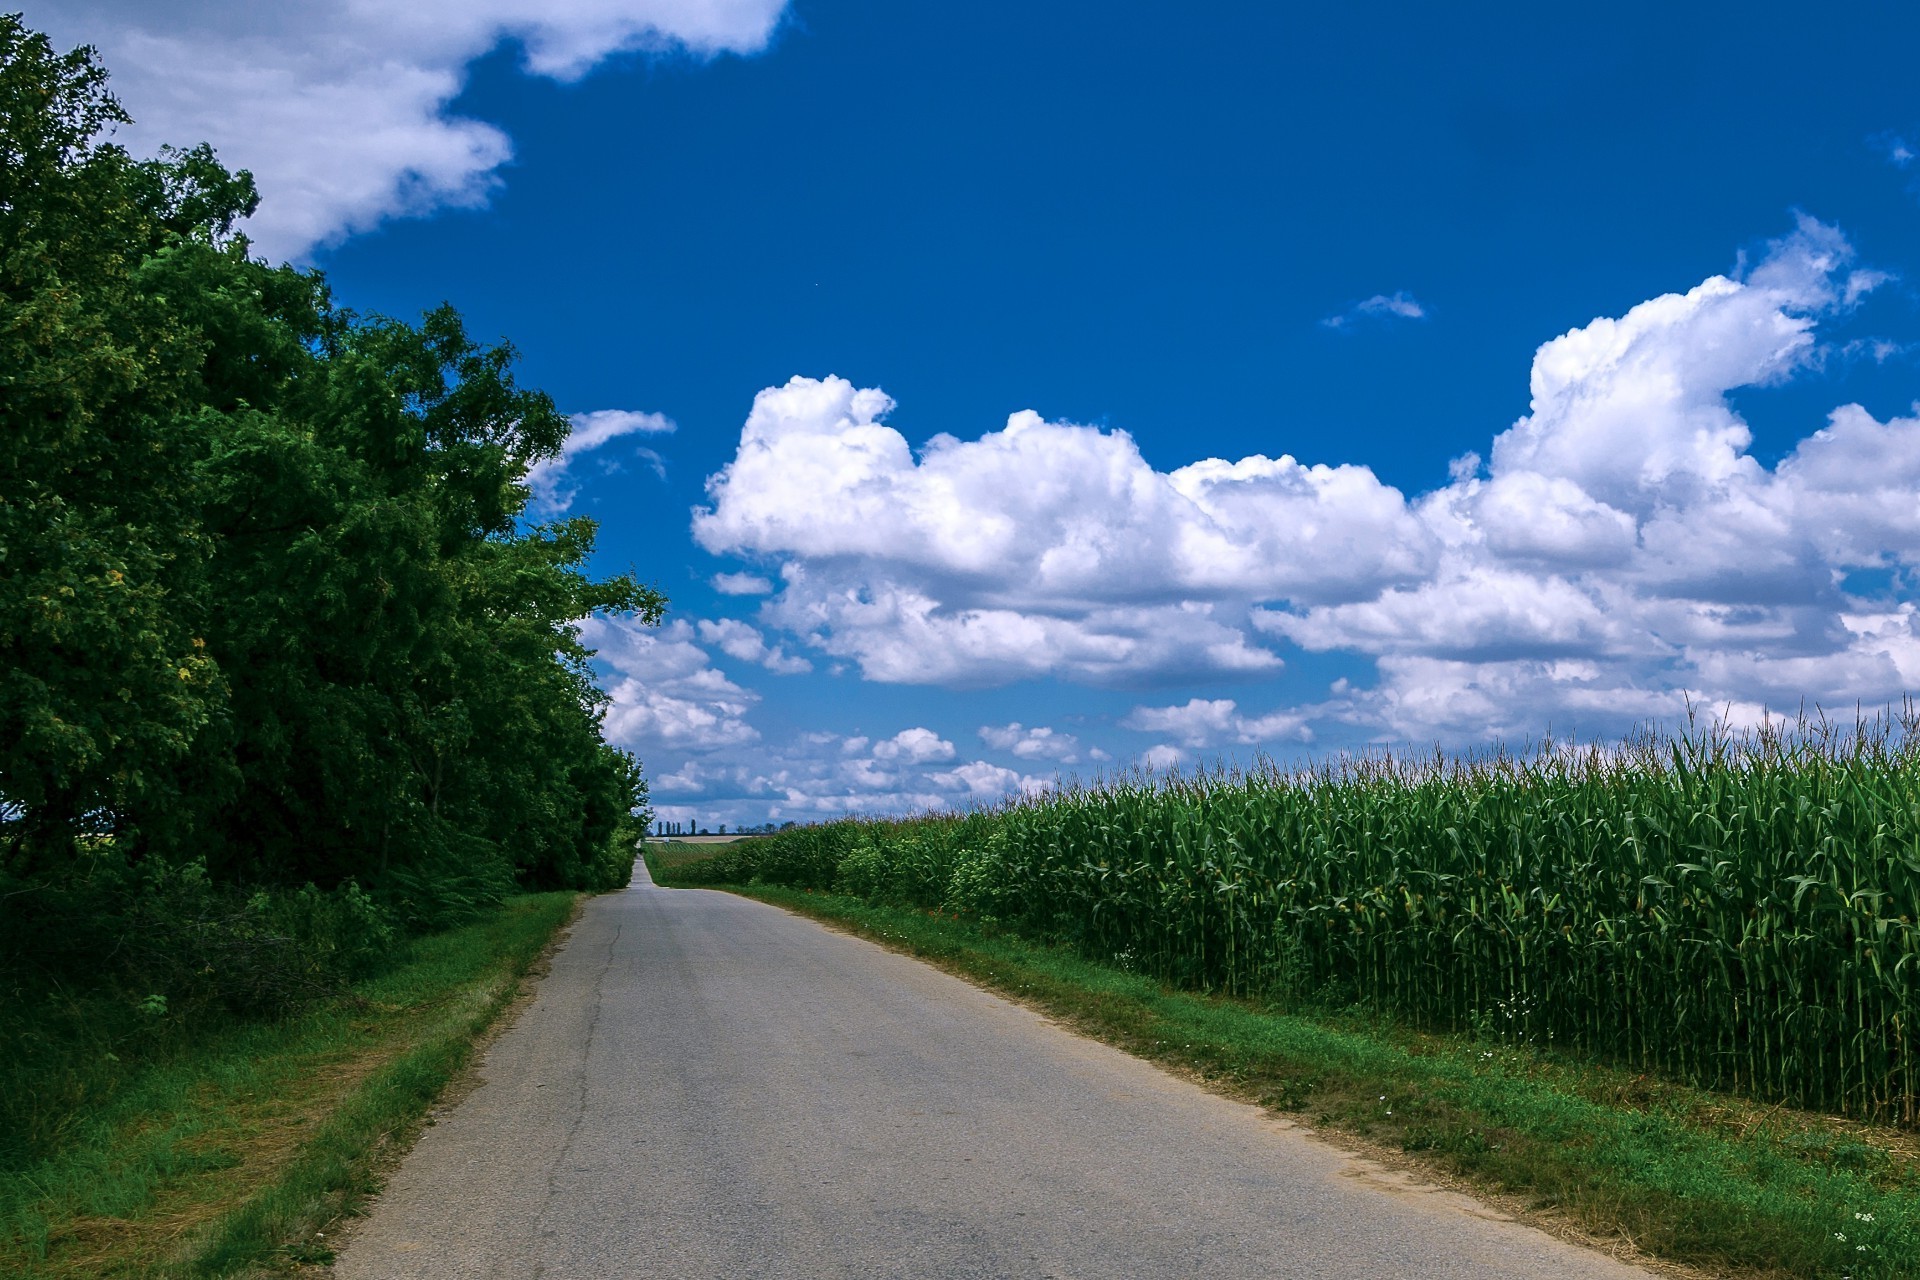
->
0 891 580 1278
690 876 1920 1280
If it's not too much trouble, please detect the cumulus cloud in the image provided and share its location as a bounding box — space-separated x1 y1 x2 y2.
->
695 215 1920 747
694 374 1431 684
761 574 1283 686
870 727 956 765
926 760 1046 801
978 722 1096 763
712 571 775 595
1140 744 1186 771
27 0 788 259
1122 699 1313 749
696 618 811 674
1252 216 1920 740
1322 291 1428 330
638 725 1051 826
582 616 759 752
527 409 675 514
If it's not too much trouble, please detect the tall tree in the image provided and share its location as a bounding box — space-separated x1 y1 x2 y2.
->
0 19 247 869
1 17 663 916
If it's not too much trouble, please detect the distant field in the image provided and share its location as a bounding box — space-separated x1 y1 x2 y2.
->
647 840 743 870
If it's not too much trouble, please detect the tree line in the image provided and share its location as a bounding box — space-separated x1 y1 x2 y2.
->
0 15 661 938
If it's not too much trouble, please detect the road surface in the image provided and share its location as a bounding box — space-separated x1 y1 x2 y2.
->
332 859 1650 1279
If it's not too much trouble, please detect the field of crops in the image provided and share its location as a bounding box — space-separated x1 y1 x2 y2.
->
667 714 1920 1124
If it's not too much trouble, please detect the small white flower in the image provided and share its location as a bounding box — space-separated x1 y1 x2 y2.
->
1855 1212 1875 1223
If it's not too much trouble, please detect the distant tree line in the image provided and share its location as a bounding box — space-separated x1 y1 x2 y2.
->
653 820 796 836
0 17 662 934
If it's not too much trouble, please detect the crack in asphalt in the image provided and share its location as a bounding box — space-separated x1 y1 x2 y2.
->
527 910 622 1280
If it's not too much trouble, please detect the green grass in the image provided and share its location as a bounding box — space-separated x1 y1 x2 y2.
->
0 891 580 1278
678 871 1920 1280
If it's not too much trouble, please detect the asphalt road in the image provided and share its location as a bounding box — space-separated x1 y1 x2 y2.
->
332 859 1651 1280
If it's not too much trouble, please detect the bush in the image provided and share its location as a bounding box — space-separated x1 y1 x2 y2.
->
0 848 405 1167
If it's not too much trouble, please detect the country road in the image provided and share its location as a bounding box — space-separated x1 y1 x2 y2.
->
331 860 1652 1280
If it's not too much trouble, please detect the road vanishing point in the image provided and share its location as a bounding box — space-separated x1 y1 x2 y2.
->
332 859 1651 1279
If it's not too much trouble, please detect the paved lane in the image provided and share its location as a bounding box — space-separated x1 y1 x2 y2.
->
333 859 1649 1279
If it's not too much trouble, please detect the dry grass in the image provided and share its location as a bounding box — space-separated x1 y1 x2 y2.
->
43 1046 396 1277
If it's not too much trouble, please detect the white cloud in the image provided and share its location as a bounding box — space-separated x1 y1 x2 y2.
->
581 617 759 752
925 760 1045 801
636 725 1055 825
696 380 1429 609
694 373 1432 683
870 727 956 765
27 1 788 260
563 408 676 453
1322 291 1428 330
1252 217 1920 741
1875 131 1917 170
979 722 1084 762
1257 568 1639 661
1122 698 1237 748
528 409 675 514
1140 744 1186 771
712 571 775 595
693 216 1920 748
1122 699 1312 749
696 617 812 674
763 572 1283 686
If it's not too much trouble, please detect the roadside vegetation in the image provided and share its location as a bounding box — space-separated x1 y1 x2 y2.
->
2 19 652 1273
654 712 1920 1279
0 892 579 1277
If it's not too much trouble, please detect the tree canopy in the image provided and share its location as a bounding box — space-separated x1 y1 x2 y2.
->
0 16 663 922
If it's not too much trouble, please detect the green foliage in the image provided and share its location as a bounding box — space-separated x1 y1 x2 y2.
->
0 16 661 926
0 847 400 1168
0 892 577 1276
0 17 658 1177
0 20 235 868
670 821 859 888
660 713 1920 1125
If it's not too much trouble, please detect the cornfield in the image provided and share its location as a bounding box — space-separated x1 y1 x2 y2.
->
669 711 1920 1124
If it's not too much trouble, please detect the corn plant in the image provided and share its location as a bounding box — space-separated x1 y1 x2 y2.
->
666 708 1920 1124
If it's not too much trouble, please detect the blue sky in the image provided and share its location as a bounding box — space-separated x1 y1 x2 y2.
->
35 1 1920 825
